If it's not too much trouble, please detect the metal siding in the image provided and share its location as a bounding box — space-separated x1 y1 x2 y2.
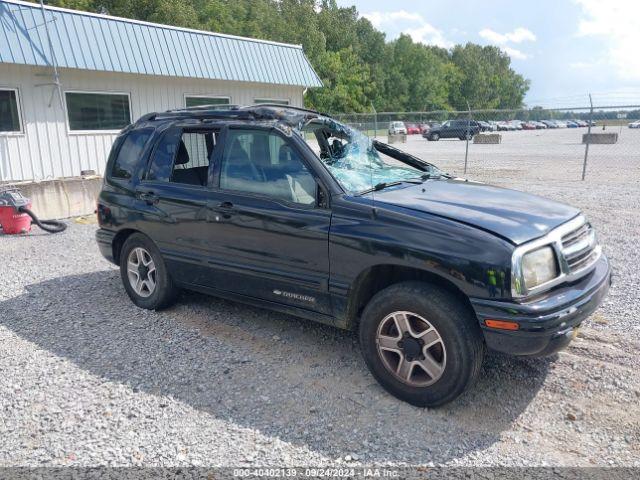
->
148 26 169 77
0 0 320 86
0 3 21 63
63 13 84 69
19 6 41 66
100 19 119 70
187 33 204 79
0 64 305 182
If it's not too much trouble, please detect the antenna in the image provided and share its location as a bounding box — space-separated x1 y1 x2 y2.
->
35 0 63 108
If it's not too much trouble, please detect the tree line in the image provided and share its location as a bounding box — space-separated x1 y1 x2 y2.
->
41 0 531 113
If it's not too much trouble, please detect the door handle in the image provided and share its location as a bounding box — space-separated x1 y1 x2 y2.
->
204 200 235 221
138 191 158 205
218 201 235 219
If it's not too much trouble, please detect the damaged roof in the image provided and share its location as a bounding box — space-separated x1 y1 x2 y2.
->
0 0 323 88
139 104 329 130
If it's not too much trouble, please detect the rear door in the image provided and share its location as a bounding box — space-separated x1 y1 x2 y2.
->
205 127 333 315
136 126 222 286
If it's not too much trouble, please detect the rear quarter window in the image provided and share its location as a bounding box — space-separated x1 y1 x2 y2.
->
110 129 153 180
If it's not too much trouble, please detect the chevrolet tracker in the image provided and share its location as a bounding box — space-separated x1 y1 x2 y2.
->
96 105 611 407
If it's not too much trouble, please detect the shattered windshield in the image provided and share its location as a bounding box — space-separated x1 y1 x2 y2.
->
298 118 442 194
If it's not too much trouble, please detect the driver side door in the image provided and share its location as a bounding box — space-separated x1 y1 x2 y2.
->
205 127 334 315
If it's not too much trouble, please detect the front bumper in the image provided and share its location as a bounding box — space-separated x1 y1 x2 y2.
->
471 255 611 357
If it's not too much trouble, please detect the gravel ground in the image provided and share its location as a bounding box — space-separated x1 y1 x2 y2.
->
1 132 639 468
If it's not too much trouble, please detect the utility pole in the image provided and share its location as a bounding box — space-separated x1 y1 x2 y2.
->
464 101 471 174
370 101 377 139
582 94 594 181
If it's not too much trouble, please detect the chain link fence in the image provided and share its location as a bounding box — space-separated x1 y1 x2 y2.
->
333 104 640 183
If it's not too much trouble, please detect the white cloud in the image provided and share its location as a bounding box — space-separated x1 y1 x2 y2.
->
478 27 536 60
502 46 528 60
404 23 452 48
361 10 452 48
362 10 425 28
574 0 640 80
479 27 536 45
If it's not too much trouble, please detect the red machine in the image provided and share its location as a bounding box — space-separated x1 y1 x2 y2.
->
0 186 66 234
0 188 32 234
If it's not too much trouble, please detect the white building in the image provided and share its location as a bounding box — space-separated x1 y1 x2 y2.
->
0 0 322 184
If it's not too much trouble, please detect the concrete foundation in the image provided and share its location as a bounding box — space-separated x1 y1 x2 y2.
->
9 177 103 220
474 133 502 144
583 133 618 144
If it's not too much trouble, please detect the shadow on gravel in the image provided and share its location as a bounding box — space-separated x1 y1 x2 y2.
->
1 271 552 464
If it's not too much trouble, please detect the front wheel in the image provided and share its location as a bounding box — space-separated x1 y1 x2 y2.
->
429 133 440 141
359 282 485 407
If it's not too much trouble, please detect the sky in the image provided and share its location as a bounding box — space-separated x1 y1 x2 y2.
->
335 0 640 108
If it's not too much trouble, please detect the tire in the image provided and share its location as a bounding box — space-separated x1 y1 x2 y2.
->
359 282 485 407
429 133 439 141
119 232 178 310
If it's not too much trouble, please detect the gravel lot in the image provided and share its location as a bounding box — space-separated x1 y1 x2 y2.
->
1 130 639 468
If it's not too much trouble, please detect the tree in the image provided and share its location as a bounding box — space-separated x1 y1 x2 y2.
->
449 44 529 110
36 0 531 113
305 48 373 113
381 35 458 112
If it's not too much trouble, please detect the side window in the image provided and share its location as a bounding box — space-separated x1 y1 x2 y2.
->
111 129 152 179
147 129 218 186
219 130 316 206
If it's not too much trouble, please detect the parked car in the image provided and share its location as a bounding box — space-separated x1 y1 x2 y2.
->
531 121 547 129
477 121 492 132
566 121 579 128
496 121 515 131
421 123 441 138
96 105 611 407
405 123 421 135
426 119 481 141
522 122 537 130
575 120 588 127
418 123 431 134
628 120 640 129
389 121 407 135
541 120 558 129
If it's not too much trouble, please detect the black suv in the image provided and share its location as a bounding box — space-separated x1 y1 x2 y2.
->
426 119 481 141
96 105 611 407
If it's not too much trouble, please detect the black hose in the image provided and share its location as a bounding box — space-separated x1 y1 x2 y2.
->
18 206 67 233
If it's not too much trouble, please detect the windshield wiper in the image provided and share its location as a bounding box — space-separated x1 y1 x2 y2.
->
356 179 421 196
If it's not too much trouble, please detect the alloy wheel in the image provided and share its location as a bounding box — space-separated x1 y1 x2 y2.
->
127 247 157 298
376 311 447 387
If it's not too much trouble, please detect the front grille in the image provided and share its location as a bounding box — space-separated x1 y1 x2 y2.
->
561 221 598 273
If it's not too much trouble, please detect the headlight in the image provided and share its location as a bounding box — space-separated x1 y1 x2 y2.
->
522 246 558 289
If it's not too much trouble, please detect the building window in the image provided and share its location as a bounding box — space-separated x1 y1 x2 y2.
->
0 89 22 133
254 98 290 106
185 96 230 108
66 91 131 131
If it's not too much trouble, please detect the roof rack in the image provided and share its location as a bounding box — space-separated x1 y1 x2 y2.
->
134 104 331 124
241 104 327 116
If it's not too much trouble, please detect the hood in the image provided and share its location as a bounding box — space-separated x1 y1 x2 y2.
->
374 179 580 245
